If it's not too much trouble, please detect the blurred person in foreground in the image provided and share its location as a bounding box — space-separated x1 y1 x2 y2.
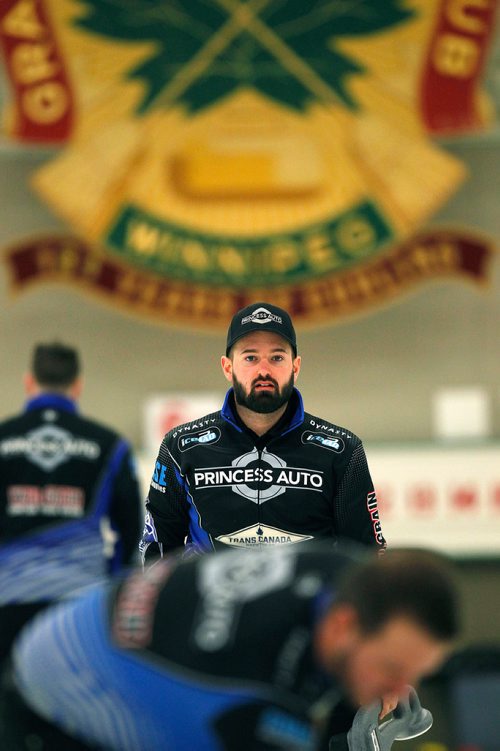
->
0 342 143 666
1 545 459 751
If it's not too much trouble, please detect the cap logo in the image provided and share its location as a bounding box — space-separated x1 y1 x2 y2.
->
241 307 282 326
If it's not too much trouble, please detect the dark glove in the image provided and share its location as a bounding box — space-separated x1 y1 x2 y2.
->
330 687 432 751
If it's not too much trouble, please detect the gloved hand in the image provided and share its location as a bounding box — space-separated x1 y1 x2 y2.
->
329 687 433 751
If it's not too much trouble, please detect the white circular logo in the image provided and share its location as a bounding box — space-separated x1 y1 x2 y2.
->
231 447 286 501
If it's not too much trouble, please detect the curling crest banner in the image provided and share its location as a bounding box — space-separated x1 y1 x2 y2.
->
0 0 498 328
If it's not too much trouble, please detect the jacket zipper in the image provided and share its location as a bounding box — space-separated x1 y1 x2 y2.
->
256 448 263 538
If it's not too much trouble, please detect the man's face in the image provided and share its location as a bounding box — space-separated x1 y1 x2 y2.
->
319 612 449 706
221 331 301 415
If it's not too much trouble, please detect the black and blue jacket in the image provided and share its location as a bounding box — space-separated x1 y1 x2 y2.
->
13 545 361 751
141 388 385 562
0 393 142 607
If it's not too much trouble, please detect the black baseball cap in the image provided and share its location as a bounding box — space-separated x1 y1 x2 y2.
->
226 302 297 356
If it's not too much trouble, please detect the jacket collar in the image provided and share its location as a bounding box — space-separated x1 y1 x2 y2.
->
24 393 78 414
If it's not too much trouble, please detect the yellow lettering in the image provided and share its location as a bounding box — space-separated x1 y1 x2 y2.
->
343 271 372 298
323 278 349 308
22 81 68 123
269 243 299 273
181 240 209 271
301 284 329 313
36 246 56 272
304 232 337 270
433 33 479 78
117 272 139 296
446 0 489 34
363 266 395 295
59 247 79 273
216 246 246 275
154 286 171 311
82 254 102 279
435 241 459 269
335 217 376 255
188 288 209 316
2 0 45 40
205 291 235 321
126 221 159 255
410 241 458 274
164 289 184 312
138 282 160 305
11 43 58 85
248 287 293 313
319 280 346 309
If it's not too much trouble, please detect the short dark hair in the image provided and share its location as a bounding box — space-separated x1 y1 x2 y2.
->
32 343 80 390
335 548 460 641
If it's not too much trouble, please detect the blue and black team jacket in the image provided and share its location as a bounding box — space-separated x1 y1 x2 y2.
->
0 394 142 607
14 545 360 751
141 388 386 561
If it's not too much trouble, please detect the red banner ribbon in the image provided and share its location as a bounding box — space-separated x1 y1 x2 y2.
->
4 230 495 328
0 0 74 142
420 0 498 134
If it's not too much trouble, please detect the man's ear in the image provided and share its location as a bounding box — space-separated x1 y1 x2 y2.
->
221 356 233 383
23 372 38 396
68 377 83 401
292 354 301 382
326 604 359 640
315 604 360 662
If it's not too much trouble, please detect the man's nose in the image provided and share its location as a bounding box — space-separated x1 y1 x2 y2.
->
256 368 273 378
256 361 273 373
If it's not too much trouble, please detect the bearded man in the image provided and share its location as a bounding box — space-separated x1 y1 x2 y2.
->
140 302 386 561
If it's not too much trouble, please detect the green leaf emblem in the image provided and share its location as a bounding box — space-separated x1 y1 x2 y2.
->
75 0 415 113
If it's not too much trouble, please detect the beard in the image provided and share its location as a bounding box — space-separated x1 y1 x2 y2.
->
233 371 295 414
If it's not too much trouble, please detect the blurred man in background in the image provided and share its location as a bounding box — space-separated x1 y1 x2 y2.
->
0 342 143 666
1 545 459 751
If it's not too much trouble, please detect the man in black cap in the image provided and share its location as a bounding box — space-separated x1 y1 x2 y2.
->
140 301 391 725
140 301 385 562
